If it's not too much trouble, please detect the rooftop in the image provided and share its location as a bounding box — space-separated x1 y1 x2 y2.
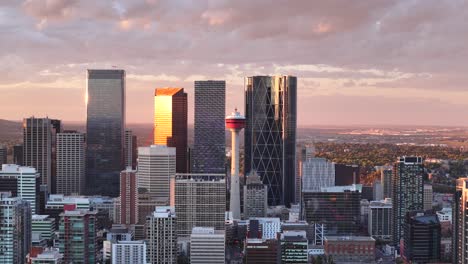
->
325 236 375 242
32 214 51 221
155 87 184 96
1 164 37 174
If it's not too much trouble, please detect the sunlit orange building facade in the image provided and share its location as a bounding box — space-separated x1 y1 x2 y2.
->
154 88 188 173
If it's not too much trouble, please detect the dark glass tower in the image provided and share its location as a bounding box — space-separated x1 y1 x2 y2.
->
154 88 188 173
192 80 226 174
86 69 125 197
244 76 297 206
392 156 424 246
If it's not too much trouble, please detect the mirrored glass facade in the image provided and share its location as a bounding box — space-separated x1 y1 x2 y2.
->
244 76 297 206
86 69 125 197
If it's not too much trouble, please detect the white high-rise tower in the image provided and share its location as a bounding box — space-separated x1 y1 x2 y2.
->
226 109 245 220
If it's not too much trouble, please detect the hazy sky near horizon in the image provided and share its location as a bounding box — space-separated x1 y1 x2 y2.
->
1 0 468 126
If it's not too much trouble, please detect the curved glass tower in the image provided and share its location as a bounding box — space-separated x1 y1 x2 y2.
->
244 76 297 206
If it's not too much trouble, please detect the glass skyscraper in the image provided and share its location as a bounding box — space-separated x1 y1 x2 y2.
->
244 76 297 206
154 88 188 173
86 69 125 197
193 80 226 173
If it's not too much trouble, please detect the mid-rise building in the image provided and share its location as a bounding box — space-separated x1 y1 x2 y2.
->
301 158 335 192
245 238 279 264
250 218 281 240
190 227 225 264
58 209 97 263
324 236 375 263
102 224 133 262
243 170 268 218
137 145 176 204
118 168 138 225
23 117 62 193
280 231 308 264
0 193 32 264
0 164 40 214
424 184 433 210
32 214 56 246
86 69 125 197
244 75 297 206
112 241 146 264
146 206 177 264
368 198 392 242
402 211 441 263
174 174 226 237
56 131 85 195
124 129 137 170
13 144 23 165
436 207 452 223
192 80 226 174
31 248 63 264
392 156 424 246
154 88 188 173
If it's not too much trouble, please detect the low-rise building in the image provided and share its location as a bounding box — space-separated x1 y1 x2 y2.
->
324 236 376 263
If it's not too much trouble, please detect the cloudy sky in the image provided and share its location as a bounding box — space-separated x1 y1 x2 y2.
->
1 0 467 126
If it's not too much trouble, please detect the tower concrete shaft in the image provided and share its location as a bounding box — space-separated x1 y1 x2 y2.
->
230 127 241 219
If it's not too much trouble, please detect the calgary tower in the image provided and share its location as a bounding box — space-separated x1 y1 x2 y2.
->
226 108 245 219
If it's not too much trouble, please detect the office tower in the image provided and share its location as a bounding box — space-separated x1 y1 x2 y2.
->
112 241 146 264
175 174 226 237
0 164 40 214
58 209 97 264
301 158 335 192
31 214 56 246
392 156 424 246
368 198 392 242
0 193 32 264
334 164 360 186
296 145 316 203
244 75 297 206
23 117 62 193
13 144 23 165
280 231 308 264
31 248 63 263
193 80 226 174
373 180 383 201
146 206 177 264
137 145 176 204
251 217 281 239
154 88 188 173
243 171 268 218
424 184 433 210
124 129 137 170
56 131 85 195
378 165 393 198
303 185 361 244
190 227 225 264
402 211 441 263
245 238 279 264
118 168 138 225
226 109 245 219
86 69 125 197
0 146 6 165
324 236 375 263
454 178 468 264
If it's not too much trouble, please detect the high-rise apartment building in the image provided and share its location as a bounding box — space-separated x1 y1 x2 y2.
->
23 117 62 193
146 206 177 264
454 178 468 264
112 241 147 264
174 174 226 237
302 158 335 192
377 165 393 199
58 209 97 264
56 131 85 195
154 88 188 173
243 171 268 218
0 193 32 264
368 198 392 242
190 227 225 264
124 129 137 170
244 76 297 206
392 156 424 246
402 211 441 263
137 145 176 204
0 164 40 214
192 80 226 174
86 69 125 197
424 184 433 210
118 168 138 225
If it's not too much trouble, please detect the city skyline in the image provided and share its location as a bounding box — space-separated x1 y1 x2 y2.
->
1 1 468 126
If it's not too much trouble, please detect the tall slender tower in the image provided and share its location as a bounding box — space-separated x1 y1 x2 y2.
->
226 109 245 220
154 88 188 173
